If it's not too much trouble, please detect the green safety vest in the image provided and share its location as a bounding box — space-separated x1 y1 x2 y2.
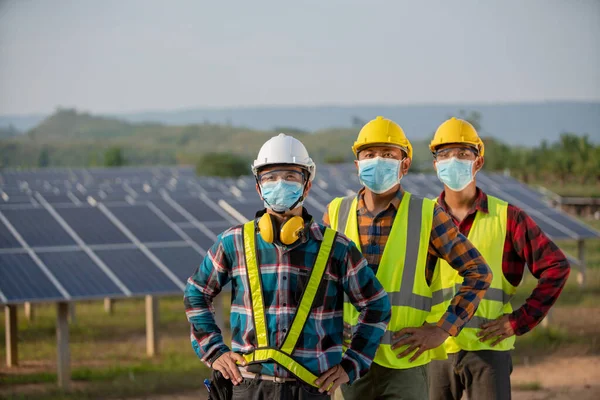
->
438 195 517 353
328 192 447 369
240 221 337 387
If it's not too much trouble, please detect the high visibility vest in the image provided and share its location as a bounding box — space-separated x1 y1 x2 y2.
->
328 192 447 369
438 195 517 353
240 221 337 387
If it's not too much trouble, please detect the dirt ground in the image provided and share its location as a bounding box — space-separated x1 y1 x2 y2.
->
2 354 599 400
127 355 600 400
3 305 599 399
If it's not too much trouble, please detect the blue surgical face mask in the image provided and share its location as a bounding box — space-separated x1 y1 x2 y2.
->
260 180 304 212
436 158 475 191
357 157 403 194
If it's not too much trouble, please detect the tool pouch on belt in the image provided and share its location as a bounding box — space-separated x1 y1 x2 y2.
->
207 370 233 400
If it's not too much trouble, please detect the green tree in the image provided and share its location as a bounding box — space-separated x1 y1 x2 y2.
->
195 152 250 177
324 154 347 164
38 147 50 167
104 147 125 167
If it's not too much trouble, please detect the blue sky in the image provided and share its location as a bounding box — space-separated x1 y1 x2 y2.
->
0 0 599 115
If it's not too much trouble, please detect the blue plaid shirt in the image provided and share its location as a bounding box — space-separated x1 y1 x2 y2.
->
184 212 391 384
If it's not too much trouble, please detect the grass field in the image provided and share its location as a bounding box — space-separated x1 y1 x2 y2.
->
1 220 599 399
0 297 213 399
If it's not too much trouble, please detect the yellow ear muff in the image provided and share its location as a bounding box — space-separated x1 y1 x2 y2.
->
280 216 304 245
257 213 276 243
257 214 305 245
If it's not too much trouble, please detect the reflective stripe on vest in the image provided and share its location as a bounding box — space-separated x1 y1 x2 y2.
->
329 191 447 369
241 221 337 387
438 195 517 352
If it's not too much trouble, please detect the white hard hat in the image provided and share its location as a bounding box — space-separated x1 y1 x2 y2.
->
252 133 316 181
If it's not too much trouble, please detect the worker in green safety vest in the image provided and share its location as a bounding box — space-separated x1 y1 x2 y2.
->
427 118 571 400
323 116 493 400
184 133 391 400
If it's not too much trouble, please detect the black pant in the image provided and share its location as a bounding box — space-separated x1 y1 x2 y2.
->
428 350 513 400
231 378 331 400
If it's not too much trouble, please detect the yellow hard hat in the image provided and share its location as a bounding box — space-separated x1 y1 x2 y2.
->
429 117 485 157
352 116 413 159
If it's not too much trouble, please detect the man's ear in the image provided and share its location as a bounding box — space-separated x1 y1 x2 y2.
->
354 159 359 172
256 183 263 199
303 180 312 198
432 160 438 173
474 156 485 173
401 158 411 175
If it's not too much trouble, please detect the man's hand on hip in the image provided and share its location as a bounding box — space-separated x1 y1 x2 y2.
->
212 352 246 385
391 324 449 362
315 364 349 395
477 315 515 346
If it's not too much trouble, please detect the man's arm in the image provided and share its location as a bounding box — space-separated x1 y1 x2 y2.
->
339 240 391 383
429 205 493 336
184 234 232 367
507 207 570 335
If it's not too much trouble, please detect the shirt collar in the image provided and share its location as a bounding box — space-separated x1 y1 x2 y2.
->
356 186 405 215
437 187 489 215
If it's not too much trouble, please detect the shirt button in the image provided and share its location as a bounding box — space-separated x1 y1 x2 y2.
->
283 276 287 280
283 329 287 333
283 303 287 307
371 240 377 246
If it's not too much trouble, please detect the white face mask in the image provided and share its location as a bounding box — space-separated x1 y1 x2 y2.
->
357 157 404 194
436 158 475 191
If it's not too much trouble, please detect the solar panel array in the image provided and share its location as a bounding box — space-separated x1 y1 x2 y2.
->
0 166 597 305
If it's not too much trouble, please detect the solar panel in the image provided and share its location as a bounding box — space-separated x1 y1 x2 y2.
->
55 207 131 245
148 199 188 223
1 208 76 247
181 227 219 251
151 246 204 284
37 251 124 298
0 165 597 308
107 205 182 243
0 253 65 302
172 198 228 222
224 199 263 221
94 249 181 294
41 194 75 204
0 220 21 248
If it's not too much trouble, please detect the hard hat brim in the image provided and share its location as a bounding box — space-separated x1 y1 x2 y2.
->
354 143 409 157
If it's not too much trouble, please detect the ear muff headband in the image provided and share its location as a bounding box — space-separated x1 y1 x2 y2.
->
257 214 305 245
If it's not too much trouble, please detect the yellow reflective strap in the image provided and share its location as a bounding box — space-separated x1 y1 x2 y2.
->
280 228 336 354
243 350 332 389
243 221 268 348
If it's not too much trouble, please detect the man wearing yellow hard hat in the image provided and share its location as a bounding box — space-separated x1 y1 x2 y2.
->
323 116 492 399
427 118 571 400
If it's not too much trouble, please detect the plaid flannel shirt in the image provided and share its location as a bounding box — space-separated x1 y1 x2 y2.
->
436 188 571 335
184 210 391 384
323 187 492 336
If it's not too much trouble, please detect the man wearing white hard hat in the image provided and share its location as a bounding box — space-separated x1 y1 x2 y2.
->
184 133 391 399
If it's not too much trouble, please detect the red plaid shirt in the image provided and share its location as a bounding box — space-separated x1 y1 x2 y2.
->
435 188 571 335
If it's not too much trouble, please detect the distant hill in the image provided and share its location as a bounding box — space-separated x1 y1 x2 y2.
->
0 109 438 168
1 101 598 146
